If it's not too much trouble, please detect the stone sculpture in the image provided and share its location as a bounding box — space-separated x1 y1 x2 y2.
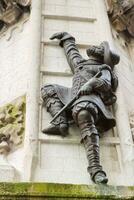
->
0 96 26 153
41 32 120 184
129 112 134 142
106 0 134 37
0 0 31 33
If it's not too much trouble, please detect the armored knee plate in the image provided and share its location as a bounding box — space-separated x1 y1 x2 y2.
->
41 85 68 126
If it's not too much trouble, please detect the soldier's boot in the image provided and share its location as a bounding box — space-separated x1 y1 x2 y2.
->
84 135 108 184
41 87 69 137
42 100 69 137
77 110 108 184
42 124 68 137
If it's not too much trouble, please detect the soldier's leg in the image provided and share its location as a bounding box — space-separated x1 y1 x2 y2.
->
72 103 108 184
41 85 68 136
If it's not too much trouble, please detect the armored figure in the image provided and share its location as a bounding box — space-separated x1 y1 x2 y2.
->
41 32 120 184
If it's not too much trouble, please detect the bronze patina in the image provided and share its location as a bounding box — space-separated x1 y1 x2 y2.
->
41 32 120 184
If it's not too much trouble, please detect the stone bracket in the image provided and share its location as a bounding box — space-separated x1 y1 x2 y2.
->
106 0 134 37
0 0 31 35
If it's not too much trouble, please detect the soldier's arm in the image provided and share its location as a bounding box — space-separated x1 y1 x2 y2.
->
111 71 118 92
95 64 119 93
50 32 84 74
80 65 112 95
94 65 112 92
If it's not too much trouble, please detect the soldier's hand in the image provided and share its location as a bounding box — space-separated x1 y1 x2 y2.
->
50 32 68 40
79 85 92 96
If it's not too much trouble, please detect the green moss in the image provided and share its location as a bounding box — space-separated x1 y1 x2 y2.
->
0 96 26 149
0 183 133 199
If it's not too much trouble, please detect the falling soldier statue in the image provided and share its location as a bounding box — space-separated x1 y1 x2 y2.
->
41 32 120 184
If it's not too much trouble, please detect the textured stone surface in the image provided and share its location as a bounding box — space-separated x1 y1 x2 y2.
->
0 163 15 182
0 0 41 181
0 95 26 152
106 0 134 37
37 0 132 186
0 183 133 199
129 112 134 142
0 0 31 36
0 96 26 182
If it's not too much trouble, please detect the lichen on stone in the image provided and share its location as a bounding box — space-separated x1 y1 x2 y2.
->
0 95 26 152
0 182 134 199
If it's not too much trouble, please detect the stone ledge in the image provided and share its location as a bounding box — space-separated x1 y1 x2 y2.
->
0 183 133 199
39 133 120 146
42 13 97 23
41 40 99 48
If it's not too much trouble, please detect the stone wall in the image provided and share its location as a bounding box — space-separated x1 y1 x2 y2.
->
0 0 133 187
0 0 41 181
33 0 134 186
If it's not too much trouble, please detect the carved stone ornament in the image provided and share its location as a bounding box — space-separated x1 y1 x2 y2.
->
0 95 26 154
106 0 134 37
0 0 31 35
129 112 134 142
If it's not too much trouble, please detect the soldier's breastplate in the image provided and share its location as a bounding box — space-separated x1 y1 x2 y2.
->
71 69 94 97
